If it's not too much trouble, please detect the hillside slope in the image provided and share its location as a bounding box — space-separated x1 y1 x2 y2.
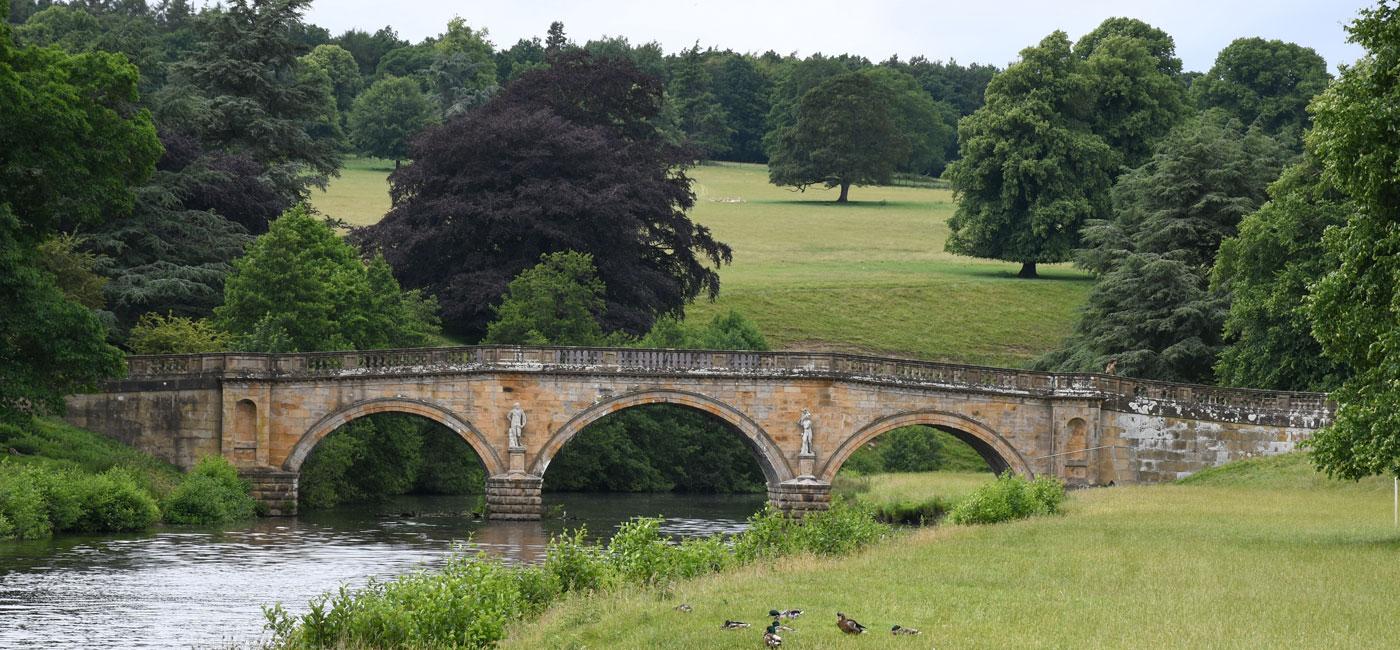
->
313 160 1093 366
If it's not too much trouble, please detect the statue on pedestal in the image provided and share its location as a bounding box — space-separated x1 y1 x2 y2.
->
507 402 526 448
798 408 814 456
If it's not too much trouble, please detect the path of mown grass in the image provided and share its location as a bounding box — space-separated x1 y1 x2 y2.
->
312 160 1092 367
505 455 1400 649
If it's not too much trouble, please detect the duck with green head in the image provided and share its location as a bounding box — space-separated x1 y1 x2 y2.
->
763 622 783 647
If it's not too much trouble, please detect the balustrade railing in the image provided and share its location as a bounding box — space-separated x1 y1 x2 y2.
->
120 345 1331 417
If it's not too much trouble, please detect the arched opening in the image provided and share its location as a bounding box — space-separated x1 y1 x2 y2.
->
231 399 257 465
534 391 784 523
823 411 1031 514
286 399 498 512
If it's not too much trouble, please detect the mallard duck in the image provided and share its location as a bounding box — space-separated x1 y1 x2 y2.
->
891 624 921 635
722 620 751 629
769 619 794 632
763 623 783 647
674 603 692 613
836 612 867 634
769 609 803 620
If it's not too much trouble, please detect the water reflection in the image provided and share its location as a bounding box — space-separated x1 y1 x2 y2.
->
0 492 763 649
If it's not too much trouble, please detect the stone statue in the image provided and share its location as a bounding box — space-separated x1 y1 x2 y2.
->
798 408 814 456
507 402 526 448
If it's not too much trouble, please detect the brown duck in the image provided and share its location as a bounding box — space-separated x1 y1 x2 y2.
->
837 612 867 634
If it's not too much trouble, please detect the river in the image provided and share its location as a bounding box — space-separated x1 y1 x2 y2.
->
0 492 765 649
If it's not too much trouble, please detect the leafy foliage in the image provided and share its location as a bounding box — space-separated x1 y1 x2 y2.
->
0 461 161 539
483 252 612 346
1192 37 1331 150
1040 116 1285 381
162 456 256 524
127 312 230 354
359 50 731 340
347 76 436 164
948 472 1065 525
944 31 1115 277
264 504 889 649
215 204 439 352
1304 3 1400 482
667 45 732 158
169 0 340 209
299 415 484 510
1212 162 1351 391
767 69 938 201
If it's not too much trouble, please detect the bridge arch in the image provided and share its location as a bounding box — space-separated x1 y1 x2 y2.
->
820 409 1032 481
530 389 793 484
282 397 505 475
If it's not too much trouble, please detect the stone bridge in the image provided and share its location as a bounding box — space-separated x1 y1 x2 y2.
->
63 346 1333 518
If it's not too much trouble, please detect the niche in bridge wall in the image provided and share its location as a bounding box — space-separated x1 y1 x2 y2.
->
1064 418 1089 481
231 399 258 465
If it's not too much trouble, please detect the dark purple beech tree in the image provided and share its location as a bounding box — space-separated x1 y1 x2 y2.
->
356 51 732 340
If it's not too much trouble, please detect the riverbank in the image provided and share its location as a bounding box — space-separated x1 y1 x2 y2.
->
506 454 1400 648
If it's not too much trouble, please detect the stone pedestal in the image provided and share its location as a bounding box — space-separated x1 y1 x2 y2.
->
240 468 299 516
768 478 831 518
508 446 526 473
485 473 543 520
797 453 816 478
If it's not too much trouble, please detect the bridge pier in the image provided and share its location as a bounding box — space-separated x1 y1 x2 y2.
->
769 479 832 517
241 469 299 516
485 474 544 520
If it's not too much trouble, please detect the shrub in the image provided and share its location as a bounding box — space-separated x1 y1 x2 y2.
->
791 502 892 555
0 462 159 538
74 469 162 532
127 312 231 354
870 496 955 525
543 527 613 593
264 504 895 649
0 465 53 539
163 456 257 525
949 472 1066 525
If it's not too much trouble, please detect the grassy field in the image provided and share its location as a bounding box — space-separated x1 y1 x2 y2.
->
312 159 1092 366
504 454 1400 649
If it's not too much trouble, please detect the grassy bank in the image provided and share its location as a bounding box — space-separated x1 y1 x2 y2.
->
312 160 1092 366
506 455 1400 648
0 418 256 539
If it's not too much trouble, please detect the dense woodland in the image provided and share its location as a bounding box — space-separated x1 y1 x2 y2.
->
5 0 1400 511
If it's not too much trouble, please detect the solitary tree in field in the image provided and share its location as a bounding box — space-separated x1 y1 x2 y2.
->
766 71 914 202
356 51 731 341
944 32 1115 278
349 76 437 167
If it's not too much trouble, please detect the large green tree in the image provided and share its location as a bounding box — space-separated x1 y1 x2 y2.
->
214 205 438 352
1075 17 1188 168
1304 3 1400 481
668 44 732 159
483 252 612 346
0 13 159 419
1040 116 1285 381
1191 37 1331 150
348 75 436 166
358 51 731 341
1212 161 1351 391
944 32 1115 278
766 70 932 202
170 0 340 210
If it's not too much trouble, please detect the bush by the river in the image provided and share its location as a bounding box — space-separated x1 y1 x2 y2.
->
949 472 1066 525
0 462 160 539
162 456 257 524
262 503 891 648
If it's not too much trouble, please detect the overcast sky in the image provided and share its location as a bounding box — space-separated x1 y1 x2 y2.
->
303 0 1369 72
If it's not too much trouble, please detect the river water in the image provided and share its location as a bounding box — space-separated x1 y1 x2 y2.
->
0 492 765 649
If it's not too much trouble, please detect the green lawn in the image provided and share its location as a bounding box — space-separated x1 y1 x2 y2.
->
505 455 1400 649
312 159 1093 366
